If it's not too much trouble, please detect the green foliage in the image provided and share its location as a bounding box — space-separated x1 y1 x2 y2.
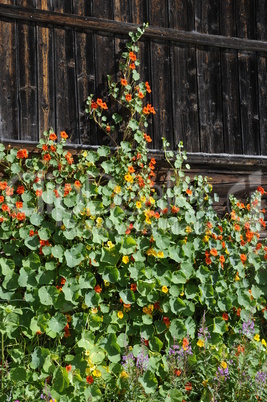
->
0 24 267 401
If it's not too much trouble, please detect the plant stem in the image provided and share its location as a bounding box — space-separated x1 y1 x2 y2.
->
1 332 4 390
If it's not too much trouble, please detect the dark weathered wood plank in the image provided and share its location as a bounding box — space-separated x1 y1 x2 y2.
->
1 5 267 53
149 0 172 149
15 0 38 141
168 0 195 31
236 0 256 40
73 0 96 145
195 0 223 153
256 1 267 155
220 0 242 154
92 0 113 20
53 2 78 143
0 0 18 140
36 0 55 137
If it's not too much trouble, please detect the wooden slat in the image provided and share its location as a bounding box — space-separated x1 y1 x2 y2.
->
15 0 38 141
149 0 173 149
169 0 199 152
220 0 242 154
73 0 96 145
1 4 267 53
257 1 267 155
36 0 55 137
53 2 78 143
0 0 18 140
195 0 223 153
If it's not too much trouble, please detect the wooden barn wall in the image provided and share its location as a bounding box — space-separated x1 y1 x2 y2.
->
0 0 267 158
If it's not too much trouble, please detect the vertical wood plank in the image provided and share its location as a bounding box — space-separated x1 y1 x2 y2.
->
220 0 242 154
149 0 173 150
195 0 224 153
236 0 260 155
168 0 195 31
92 0 116 146
15 0 38 141
168 0 199 152
256 1 267 156
53 2 79 143
73 0 96 145
0 0 18 140
36 0 55 136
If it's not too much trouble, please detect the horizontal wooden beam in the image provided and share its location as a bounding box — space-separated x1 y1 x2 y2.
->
2 139 267 170
1 4 267 53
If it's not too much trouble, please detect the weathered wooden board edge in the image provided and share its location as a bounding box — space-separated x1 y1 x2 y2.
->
1 4 267 52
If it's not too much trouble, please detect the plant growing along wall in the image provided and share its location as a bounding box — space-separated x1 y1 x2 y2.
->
0 24 266 401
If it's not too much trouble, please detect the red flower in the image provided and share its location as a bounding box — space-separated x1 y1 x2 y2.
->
29 230 35 237
0 182 7 190
94 285 102 293
257 186 265 195
50 145 56 152
16 212 26 221
130 283 137 292
43 153 51 162
0 196 4 203
185 382 192 392
16 201 23 209
36 190 43 197
17 149 28 159
42 145 48 151
163 317 170 325
174 369 181 377
66 365 72 372
86 375 94 384
49 133 57 141
171 205 179 214
1 204 9 212
222 312 229 321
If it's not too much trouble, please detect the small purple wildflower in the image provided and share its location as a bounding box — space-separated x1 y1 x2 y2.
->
242 320 255 338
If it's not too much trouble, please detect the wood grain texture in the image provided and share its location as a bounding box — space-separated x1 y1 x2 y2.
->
0 2 18 140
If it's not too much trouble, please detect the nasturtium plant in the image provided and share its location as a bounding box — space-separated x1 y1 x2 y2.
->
0 24 267 401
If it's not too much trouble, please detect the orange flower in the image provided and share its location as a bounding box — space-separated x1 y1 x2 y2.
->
0 196 4 203
129 63 135 69
129 51 136 61
240 254 247 263
174 369 181 376
43 153 51 162
163 317 170 326
222 312 229 321
16 201 23 209
121 78 127 86
0 182 7 190
1 204 9 212
128 166 135 173
234 224 241 231
5 186 13 196
49 133 57 141
257 186 265 194
86 375 94 384
207 221 213 229
143 106 149 115
210 248 218 257
74 180 82 189
60 131 68 139
171 205 179 214
186 188 192 195
219 255 225 268
42 144 48 151
36 190 43 197
50 145 56 152
16 212 26 221
17 149 28 159
143 133 152 143
53 189 60 198
91 100 98 109
65 151 73 165
94 285 102 293
145 81 151 93
29 230 35 237
182 337 189 350
66 365 72 372
138 92 144 99
125 94 132 102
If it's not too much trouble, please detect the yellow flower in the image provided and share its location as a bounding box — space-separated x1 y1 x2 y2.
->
124 174 133 183
145 216 151 224
147 248 157 257
136 201 142 209
117 311 123 319
143 306 153 316
157 251 164 258
82 151 88 157
225 248 229 255
197 339 204 348
202 380 208 387
234 274 240 281
185 226 192 233
82 303 88 310
162 286 168 294
104 280 110 287
120 370 128 378
91 307 98 314
92 369 102 377
149 196 155 204
262 339 266 347
221 361 227 369
85 350 90 356
114 185 121 194
96 217 103 227
254 334 260 342
122 255 129 264
180 291 184 296
203 235 209 243
141 196 146 202
107 241 115 249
